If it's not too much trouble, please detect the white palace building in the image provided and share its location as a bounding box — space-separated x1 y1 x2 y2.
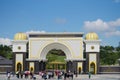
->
12 32 101 74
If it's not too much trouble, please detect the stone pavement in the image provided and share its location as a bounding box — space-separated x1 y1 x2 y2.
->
0 74 120 80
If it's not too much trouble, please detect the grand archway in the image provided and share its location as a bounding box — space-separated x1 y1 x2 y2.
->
12 32 100 74
40 42 72 60
39 42 73 72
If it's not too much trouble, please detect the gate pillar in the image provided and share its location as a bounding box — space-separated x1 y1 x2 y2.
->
39 61 46 71
66 61 73 72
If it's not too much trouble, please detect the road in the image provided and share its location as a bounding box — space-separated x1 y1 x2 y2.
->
0 74 120 80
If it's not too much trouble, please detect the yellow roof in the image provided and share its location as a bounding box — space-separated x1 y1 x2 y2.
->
85 32 99 40
14 32 27 40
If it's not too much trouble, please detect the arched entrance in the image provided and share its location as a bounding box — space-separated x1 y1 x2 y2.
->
78 67 81 74
17 63 22 72
39 42 73 72
90 62 95 74
30 67 34 72
46 49 66 71
40 42 72 60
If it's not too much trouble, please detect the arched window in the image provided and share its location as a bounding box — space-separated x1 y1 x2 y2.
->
78 67 81 74
30 67 33 72
17 63 22 71
90 62 95 74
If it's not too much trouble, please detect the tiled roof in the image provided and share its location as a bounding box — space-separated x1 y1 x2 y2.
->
0 56 12 65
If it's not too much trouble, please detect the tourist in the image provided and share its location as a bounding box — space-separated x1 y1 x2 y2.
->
16 71 19 78
58 72 62 80
43 72 47 80
39 71 43 79
30 71 34 79
88 72 91 79
64 72 67 80
24 70 29 79
10 72 15 77
7 72 11 80
20 71 24 78
74 71 77 77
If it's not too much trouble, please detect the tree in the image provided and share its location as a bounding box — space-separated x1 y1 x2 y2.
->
46 49 65 62
100 45 120 65
0 45 12 59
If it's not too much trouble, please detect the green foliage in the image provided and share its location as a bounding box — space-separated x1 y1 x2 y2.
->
46 53 58 62
0 45 12 59
100 46 120 65
46 49 66 69
46 49 66 62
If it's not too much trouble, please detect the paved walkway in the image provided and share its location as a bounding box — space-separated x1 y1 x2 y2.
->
0 74 120 80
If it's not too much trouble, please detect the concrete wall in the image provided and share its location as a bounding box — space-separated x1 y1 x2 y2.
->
0 65 13 74
99 66 120 73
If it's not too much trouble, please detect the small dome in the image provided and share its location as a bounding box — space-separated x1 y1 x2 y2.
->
85 32 99 40
14 32 27 40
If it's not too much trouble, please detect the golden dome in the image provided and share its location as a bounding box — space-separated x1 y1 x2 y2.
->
85 32 99 40
14 32 27 40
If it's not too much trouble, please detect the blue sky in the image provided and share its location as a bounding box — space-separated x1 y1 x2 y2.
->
0 0 120 46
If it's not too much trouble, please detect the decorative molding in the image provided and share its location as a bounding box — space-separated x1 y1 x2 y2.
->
12 40 28 44
84 40 101 44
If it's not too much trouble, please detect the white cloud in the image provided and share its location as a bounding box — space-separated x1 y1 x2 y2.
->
26 30 46 35
84 19 109 32
105 30 120 37
55 18 67 24
0 38 12 46
114 0 120 3
108 18 120 27
83 18 120 37
0 30 46 46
